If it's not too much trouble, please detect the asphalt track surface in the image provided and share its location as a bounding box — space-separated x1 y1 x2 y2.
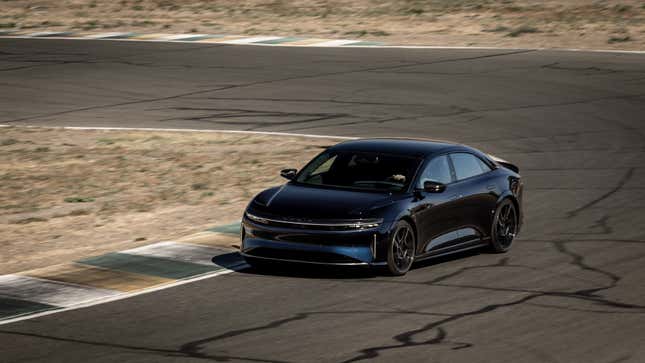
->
2 38 645 363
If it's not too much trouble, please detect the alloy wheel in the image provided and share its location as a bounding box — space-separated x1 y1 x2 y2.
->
493 202 517 251
389 222 415 274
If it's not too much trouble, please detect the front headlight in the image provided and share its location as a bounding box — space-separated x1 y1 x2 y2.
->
245 212 269 224
344 219 382 229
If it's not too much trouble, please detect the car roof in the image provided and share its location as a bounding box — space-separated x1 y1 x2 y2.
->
328 138 467 157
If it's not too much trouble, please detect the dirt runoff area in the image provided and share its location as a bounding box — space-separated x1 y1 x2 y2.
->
2 1 645 50
0 126 337 274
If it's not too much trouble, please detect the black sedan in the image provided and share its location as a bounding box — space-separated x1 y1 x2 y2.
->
241 138 523 275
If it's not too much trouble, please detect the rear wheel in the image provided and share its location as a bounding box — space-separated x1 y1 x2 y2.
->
386 220 416 276
490 199 518 253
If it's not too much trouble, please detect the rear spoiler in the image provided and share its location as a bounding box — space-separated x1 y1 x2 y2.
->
488 154 519 173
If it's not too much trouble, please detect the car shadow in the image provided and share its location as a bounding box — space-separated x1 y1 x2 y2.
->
220 247 486 279
211 252 247 270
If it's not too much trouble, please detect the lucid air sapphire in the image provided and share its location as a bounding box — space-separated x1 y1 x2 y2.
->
241 138 523 275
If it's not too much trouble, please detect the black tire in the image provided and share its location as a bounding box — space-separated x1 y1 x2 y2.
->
386 220 416 276
490 199 518 253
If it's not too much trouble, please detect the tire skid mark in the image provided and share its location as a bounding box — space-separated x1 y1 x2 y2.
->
3 49 535 124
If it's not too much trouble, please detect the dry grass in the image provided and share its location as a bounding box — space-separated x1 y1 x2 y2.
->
1 1 644 50
0 127 337 274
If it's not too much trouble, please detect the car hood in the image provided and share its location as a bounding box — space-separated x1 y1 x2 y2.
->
250 183 399 220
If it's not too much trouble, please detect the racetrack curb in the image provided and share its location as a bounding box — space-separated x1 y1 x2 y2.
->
0 31 383 47
1 30 644 54
0 222 245 325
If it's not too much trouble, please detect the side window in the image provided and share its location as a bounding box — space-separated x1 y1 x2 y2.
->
311 155 336 176
450 153 489 180
418 155 452 187
477 157 492 173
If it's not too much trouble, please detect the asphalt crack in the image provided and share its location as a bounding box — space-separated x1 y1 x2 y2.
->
566 168 635 218
0 330 293 363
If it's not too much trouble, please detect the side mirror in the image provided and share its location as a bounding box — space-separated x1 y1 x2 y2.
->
423 180 446 193
280 168 297 181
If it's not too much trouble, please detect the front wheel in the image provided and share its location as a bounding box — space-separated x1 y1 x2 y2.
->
386 220 416 276
490 199 518 253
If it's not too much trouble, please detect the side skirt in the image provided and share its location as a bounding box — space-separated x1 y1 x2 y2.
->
414 238 489 263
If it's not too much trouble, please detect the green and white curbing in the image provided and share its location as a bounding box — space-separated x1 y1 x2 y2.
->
0 222 244 324
0 31 385 47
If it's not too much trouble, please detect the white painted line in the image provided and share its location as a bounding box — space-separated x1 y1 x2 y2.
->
122 241 232 266
0 124 357 140
0 265 245 326
162 34 209 41
542 47 645 55
0 274 119 307
220 36 283 44
83 32 132 39
312 39 360 47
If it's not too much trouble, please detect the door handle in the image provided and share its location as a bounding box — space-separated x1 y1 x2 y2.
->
450 194 461 200
486 184 496 191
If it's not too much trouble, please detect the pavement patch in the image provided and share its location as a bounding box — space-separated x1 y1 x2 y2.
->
128 33 173 40
123 241 237 267
255 37 305 44
161 34 214 41
282 38 330 46
21 263 172 292
208 222 241 235
82 32 136 39
220 36 284 44
313 39 363 47
175 231 240 248
350 41 387 46
198 35 248 43
25 31 72 37
78 252 220 279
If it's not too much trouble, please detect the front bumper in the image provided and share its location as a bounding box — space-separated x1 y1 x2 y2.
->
241 215 392 266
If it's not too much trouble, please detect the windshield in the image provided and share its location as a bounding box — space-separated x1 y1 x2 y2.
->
295 151 421 192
